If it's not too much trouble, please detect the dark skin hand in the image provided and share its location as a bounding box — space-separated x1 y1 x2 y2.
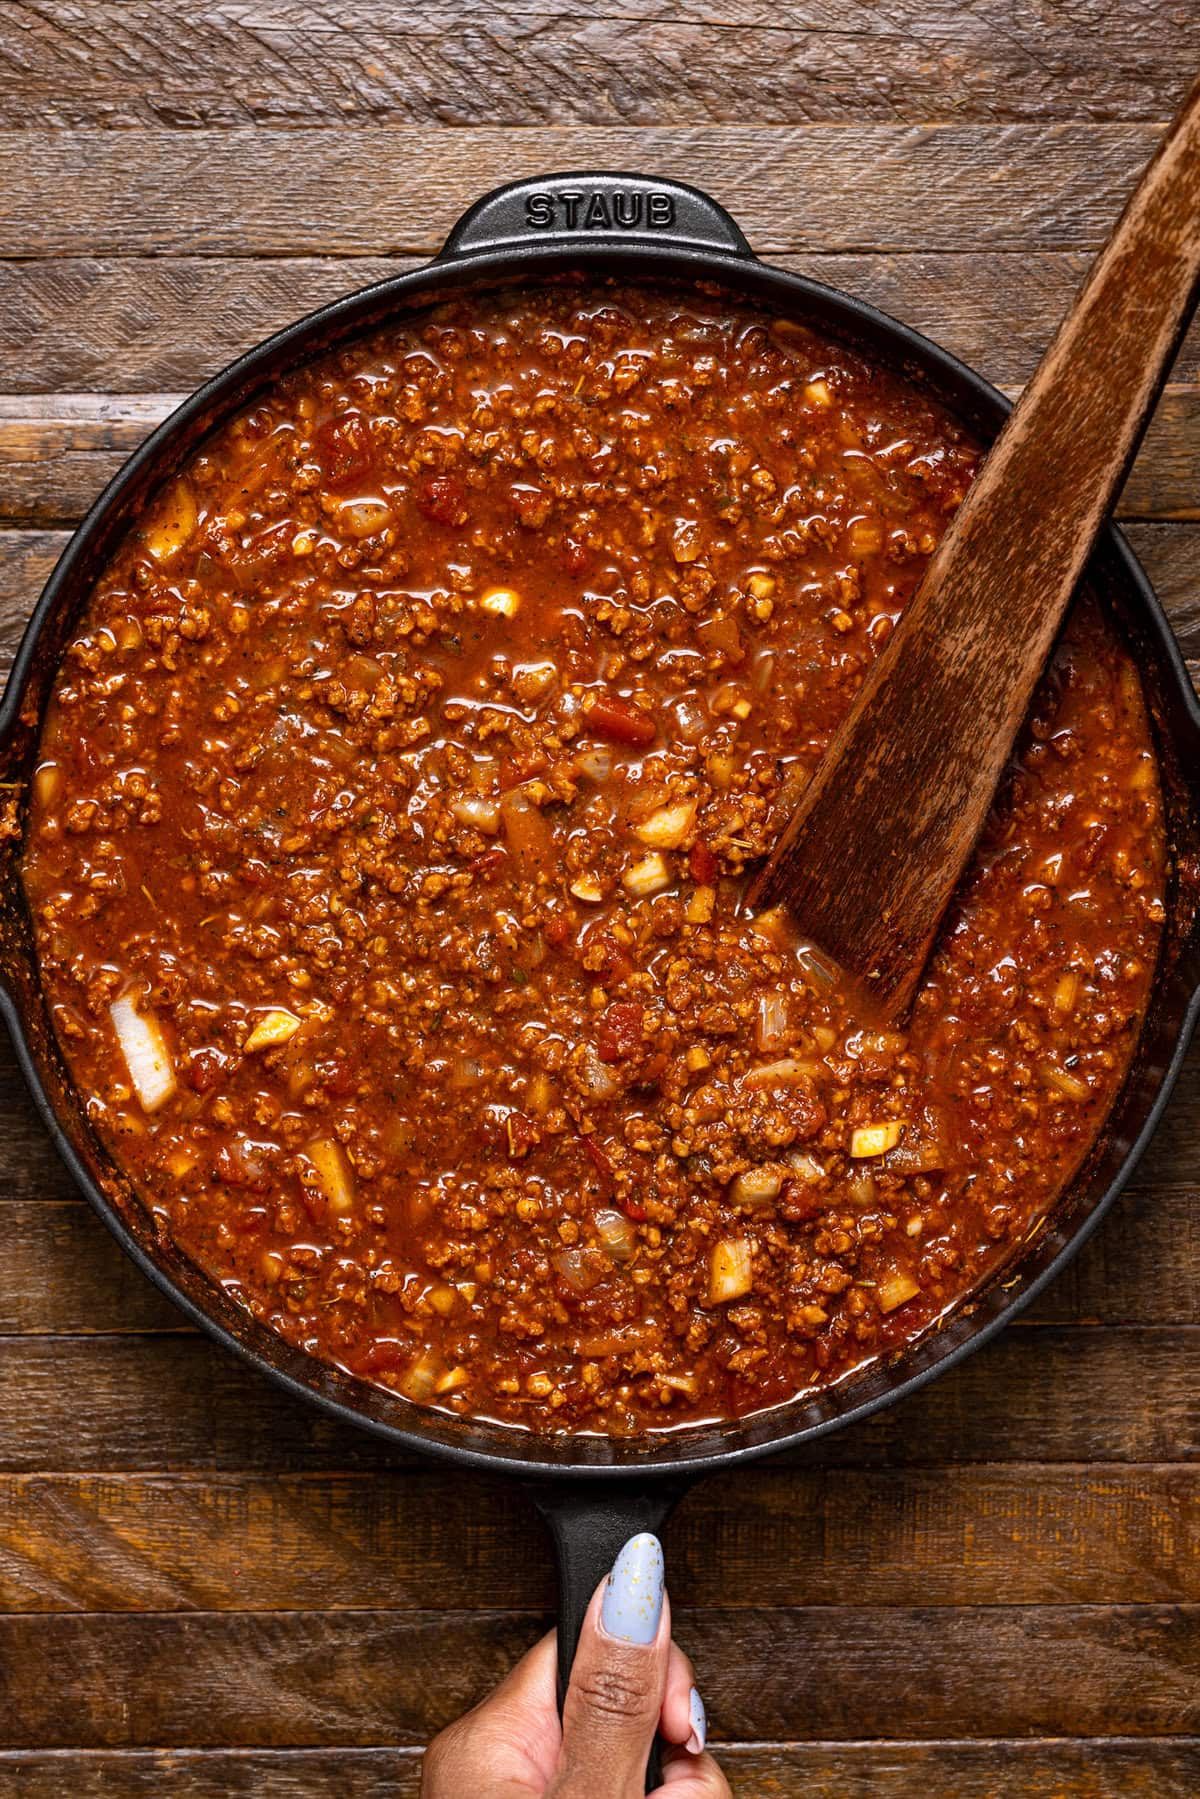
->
422 1535 729 1799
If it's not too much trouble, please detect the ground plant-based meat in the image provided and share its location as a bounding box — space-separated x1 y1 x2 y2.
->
21 282 1166 1434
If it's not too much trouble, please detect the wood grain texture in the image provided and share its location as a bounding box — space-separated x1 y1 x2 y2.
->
0 1605 1195 1746
1 253 1197 394
3 8 1199 1787
0 1464 1195 1615
0 125 1175 258
0 1741 1197 1799
0 1325 1195 1475
0 1 1195 128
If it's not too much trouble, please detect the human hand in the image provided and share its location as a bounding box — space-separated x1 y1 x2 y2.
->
421 1533 730 1798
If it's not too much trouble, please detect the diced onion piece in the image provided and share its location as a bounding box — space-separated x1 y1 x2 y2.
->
730 1166 784 1209
480 586 520 618
850 1121 904 1158
622 852 671 897
848 1171 876 1205
706 751 736 788
754 992 790 1053
787 1150 825 1183
747 572 776 600
427 1283 458 1315
657 1372 699 1396
553 1247 608 1292
243 1008 302 1054
570 875 605 903
447 1057 483 1090
750 905 790 947
449 794 501 834
847 517 883 557
305 1136 355 1212
34 762 61 808
576 747 613 784
144 479 197 563
110 993 176 1113
804 377 833 408
1051 972 1079 1020
877 1270 921 1314
435 1366 469 1395
1040 1061 1090 1101
526 1072 557 1116
743 1057 819 1090
398 1349 441 1403
686 885 715 924
685 1044 711 1074
166 1146 196 1177
634 799 697 850
500 788 554 875
595 1207 635 1263
709 1237 754 1304
811 1024 837 1052
579 1047 619 1101
337 497 391 537
796 943 840 991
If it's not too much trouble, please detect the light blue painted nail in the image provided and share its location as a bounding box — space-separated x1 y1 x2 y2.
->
599 1532 665 1645
687 1685 706 1755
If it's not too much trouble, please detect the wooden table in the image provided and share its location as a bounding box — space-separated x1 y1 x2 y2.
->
1 6 1198 1794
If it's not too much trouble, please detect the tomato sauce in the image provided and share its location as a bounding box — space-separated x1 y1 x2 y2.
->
22 282 1165 1433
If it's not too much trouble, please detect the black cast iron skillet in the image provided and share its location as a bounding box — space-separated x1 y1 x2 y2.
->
2 174 1199 1774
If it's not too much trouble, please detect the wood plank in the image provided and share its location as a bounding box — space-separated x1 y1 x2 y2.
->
2 1740 1198 1799
0 1464 1194 1615
0 1604 1195 1746
0 1741 1196 1799
1 254 1197 395
0 383 1196 536
0 126 1173 259
0 1 1194 129
0 1202 187 1334
4 1168 1197 1337
0 1326 1193 1474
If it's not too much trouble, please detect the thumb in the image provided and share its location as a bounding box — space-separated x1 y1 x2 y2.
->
552 1532 669 1799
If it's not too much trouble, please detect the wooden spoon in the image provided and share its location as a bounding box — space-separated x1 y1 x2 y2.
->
749 72 1200 1019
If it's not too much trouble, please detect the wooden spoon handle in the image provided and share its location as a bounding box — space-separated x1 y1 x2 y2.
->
752 73 1200 1016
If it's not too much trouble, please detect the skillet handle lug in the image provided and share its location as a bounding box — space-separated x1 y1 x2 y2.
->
439 172 754 261
525 1476 693 1792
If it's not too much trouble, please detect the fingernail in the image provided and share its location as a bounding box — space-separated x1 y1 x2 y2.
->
599 1532 664 1645
686 1685 706 1755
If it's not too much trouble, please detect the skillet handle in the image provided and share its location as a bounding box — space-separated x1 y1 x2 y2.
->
526 1477 694 1793
439 172 754 261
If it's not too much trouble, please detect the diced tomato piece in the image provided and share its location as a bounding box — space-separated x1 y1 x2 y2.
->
187 1048 226 1093
470 846 508 878
562 537 590 574
415 472 468 526
505 1110 537 1159
543 912 574 949
580 1135 614 1182
596 1001 645 1064
585 695 656 747
315 413 373 488
622 1196 648 1222
689 841 718 884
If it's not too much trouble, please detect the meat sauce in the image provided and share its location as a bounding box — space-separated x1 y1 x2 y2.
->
21 283 1165 1434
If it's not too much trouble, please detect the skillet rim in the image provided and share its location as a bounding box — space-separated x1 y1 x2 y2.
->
2 212 1198 1483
